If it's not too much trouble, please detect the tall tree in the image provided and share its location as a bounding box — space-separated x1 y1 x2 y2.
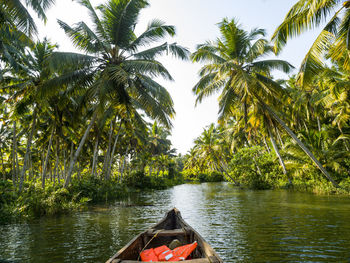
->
191 18 339 187
48 0 189 187
5 39 57 190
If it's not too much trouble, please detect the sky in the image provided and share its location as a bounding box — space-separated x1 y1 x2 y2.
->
35 0 321 154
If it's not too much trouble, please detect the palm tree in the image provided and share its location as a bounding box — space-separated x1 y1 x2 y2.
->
49 0 189 187
272 1 350 87
191 18 340 188
185 124 238 183
193 125 221 170
5 39 58 190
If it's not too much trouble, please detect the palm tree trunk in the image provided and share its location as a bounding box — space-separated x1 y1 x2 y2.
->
19 109 37 192
1 149 5 180
12 121 18 186
29 154 34 181
100 121 114 179
303 120 309 134
92 134 99 177
118 157 122 182
77 162 81 181
261 102 340 188
275 127 284 148
244 135 264 177
107 121 122 179
63 149 67 179
42 128 54 188
263 136 271 153
104 121 114 179
50 164 53 182
219 162 240 186
317 117 321 132
53 156 57 185
64 111 98 188
70 141 74 165
57 163 61 184
120 145 129 182
54 136 59 184
267 125 292 185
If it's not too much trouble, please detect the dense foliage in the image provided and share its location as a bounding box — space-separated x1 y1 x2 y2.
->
2 0 350 222
184 14 350 193
0 0 188 221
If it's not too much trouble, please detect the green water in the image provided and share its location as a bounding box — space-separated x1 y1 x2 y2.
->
1 182 350 262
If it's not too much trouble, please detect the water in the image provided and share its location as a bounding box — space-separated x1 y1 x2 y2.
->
1 182 350 262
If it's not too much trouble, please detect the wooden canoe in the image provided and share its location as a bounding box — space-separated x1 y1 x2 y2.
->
106 208 223 263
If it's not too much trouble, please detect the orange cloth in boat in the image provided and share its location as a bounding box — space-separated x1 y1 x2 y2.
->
141 245 171 261
157 248 174 261
170 241 197 261
154 245 171 257
140 248 158 261
140 242 197 261
159 241 198 261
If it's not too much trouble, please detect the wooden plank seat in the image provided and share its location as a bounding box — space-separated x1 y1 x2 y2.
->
145 228 188 236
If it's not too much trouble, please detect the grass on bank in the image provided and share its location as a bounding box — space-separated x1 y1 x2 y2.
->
0 171 185 224
222 146 350 195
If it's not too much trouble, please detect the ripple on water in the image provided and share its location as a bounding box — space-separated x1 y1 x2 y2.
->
1 182 350 262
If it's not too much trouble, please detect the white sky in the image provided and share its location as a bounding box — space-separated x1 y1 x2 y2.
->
35 0 321 154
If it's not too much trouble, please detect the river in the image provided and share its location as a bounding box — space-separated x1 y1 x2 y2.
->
1 182 350 262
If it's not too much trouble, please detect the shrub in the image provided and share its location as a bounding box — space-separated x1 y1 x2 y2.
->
228 146 283 189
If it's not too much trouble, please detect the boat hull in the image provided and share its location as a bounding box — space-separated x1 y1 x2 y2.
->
106 208 223 262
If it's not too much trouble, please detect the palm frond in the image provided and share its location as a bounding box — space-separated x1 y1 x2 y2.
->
48 52 98 72
122 59 173 81
27 0 55 22
2 0 36 35
272 0 341 54
251 59 294 74
297 29 335 87
77 0 109 43
191 42 225 63
128 19 175 52
102 0 148 47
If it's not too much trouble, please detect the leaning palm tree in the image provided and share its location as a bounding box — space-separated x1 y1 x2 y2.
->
48 0 189 187
191 18 340 188
272 1 350 87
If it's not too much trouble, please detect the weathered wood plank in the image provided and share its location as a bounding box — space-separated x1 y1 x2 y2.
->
145 228 187 236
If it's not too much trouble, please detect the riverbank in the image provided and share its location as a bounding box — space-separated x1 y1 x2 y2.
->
2 170 349 224
0 174 185 224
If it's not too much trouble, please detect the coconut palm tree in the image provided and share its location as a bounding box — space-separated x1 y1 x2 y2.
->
5 39 58 191
191 18 340 188
49 0 189 187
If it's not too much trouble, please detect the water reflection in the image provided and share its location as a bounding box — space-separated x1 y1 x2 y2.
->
1 183 350 262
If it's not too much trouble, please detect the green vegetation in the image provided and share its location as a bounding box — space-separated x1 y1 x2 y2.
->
0 0 188 222
184 12 350 194
1 0 350 222
0 173 184 223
